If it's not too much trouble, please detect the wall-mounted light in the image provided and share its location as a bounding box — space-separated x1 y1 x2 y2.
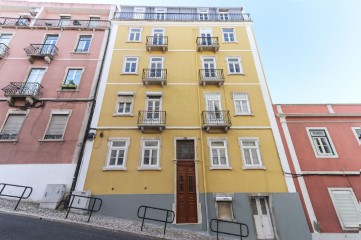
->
87 132 96 141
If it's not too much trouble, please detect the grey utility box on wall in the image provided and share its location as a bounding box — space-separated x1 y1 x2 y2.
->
39 184 66 209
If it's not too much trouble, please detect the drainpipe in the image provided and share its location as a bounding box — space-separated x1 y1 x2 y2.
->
70 18 112 192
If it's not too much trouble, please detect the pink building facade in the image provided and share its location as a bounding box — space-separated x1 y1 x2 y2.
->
0 1 114 200
275 104 361 239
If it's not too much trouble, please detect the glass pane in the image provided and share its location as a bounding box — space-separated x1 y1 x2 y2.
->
251 149 259 164
176 140 195 160
143 150 150 165
112 141 126 147
179 176 184 192
220 149 226 165
244 150 251 164
211 141 224 147
251 199 258 215
260 198 267 215
144 141 158 147
188 176 194 192
212 149 219 165
242 141 256 147
151 150 158 165
109 150 117 165
116 150 124 165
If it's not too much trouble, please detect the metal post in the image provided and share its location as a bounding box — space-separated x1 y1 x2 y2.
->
140 207 147 231
65 195 75 219
87 199 96 222
14 187 26 210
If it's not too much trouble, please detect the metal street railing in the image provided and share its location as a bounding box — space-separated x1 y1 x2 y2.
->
137 205 175 235
0 183 33 210
210 218 249 240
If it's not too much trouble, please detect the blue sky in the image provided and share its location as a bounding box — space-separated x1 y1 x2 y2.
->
33 0 361 104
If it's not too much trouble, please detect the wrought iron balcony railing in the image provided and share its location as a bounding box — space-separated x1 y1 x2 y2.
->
2 82 43 98
24 44 58 63
114 12 251 22
146 36 168 51
202 110 231 131
0 17 30 27
142 68 167 85
0 43 10 59
137 111 166 131
196 37 219 52
33 19 110 29
199 69 225 86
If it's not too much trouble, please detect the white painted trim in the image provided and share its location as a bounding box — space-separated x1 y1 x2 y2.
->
104 137 130 169
301 171 360 175
279 113 361 118
75 24 118 191
278 115 319 232
246 25 296 192
306 127 339 158
311 233 361 240
114 21 253 27
351 127 361 145
327 104 335 113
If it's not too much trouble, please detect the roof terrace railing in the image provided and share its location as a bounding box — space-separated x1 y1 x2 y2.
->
33 19 110 29
114 12 251 22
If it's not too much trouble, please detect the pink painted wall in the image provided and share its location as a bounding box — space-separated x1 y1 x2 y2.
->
275 104 361 233
0 2 112 165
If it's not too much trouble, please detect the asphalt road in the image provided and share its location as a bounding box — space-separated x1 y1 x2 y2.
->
0 212 158 240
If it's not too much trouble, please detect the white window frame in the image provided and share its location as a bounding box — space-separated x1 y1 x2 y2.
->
215 196 235 221
62 67 83 88
42 110 71 141
0 110 27 141
103 138 130 171
307 128 338 158
233 92 251 115
351 127 361 145
328 188 361 230
74 35 92 53
25 67 46 84
0 33 14 46
133 7 146 19
226 57 244 75
155 8 167 20
222 28 237 42
122 56 139 74
197 8 209 21
208 138 231 169
139 138 161 170
217 9 229 21
114 92 134 116
128 27 142 42
239 138 265 169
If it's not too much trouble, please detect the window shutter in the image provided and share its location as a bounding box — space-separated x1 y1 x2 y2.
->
330 190 360 228
1 114 25 138
217 201 232 220
45 114 68 139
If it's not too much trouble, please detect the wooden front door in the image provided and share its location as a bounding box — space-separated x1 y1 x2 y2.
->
176 140 197 223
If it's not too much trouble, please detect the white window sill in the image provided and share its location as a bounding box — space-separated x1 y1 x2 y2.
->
121 73 138 75
102 166 127 171
227 73 245 76
243 166 266 170
222 41 239 44
39 139 64 142
209 166 232 170
57 89 79 92
234 113 253 117
0 139 18 143
137 167 161 171
113 113 134 117
71 51 90 55
315 155 339 159
126 41 142 43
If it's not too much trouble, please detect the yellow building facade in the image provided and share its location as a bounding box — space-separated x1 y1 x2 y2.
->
77 5 311 239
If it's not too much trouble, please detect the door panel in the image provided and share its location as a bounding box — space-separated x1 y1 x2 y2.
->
176 140 197 223
252 197 275 239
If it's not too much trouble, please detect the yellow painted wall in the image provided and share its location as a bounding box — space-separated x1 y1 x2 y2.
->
84 22 288 196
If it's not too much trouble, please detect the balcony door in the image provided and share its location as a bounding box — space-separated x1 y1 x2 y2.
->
200 28 212 46
149 57 163 78
152 28 164 45
155 8 166 20
202 57 217 78
22 68 45 94
252 197 275 239
205 93 224 123
133 7 146 20
146 95 161 123
42 35 58 54
176 140 197 223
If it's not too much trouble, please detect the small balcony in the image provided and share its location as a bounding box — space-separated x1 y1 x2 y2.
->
24 44 58 64
196 37 219 52
0 43 10 59
199 69 225 86
202 111 231 132
137 111 166 132
146 36 168 52
0 17 31 27
2 82 43 107
33 18 110 30
142 69 167 86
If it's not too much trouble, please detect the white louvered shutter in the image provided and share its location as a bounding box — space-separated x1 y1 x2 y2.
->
0 114 26 139
330 189 361 228
44 114 68 139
